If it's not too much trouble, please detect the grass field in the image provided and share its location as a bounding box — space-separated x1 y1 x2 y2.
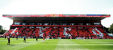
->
0 38 113 50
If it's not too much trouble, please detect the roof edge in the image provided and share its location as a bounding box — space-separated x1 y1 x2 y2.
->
3 14 110 17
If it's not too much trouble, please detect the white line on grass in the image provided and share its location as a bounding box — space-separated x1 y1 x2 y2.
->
55 39 89 50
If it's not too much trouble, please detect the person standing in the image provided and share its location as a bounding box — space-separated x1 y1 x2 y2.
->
7 36 10 45
24 36 26 43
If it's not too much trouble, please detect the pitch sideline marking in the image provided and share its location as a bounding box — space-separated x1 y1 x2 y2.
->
55 39 89 50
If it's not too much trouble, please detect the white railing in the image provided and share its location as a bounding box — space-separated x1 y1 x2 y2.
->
95 28 104 37
92 29 97 35
92 27 104 37
11 28 17 34
63 27 67 35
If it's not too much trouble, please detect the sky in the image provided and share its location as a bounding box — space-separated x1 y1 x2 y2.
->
0 0 113 30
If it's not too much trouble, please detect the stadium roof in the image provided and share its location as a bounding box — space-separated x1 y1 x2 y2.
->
3 14 110 21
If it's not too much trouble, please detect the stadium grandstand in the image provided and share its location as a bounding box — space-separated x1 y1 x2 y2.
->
3 14 113 39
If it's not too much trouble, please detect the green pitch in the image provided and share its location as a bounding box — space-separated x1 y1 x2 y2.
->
0 38 113 50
